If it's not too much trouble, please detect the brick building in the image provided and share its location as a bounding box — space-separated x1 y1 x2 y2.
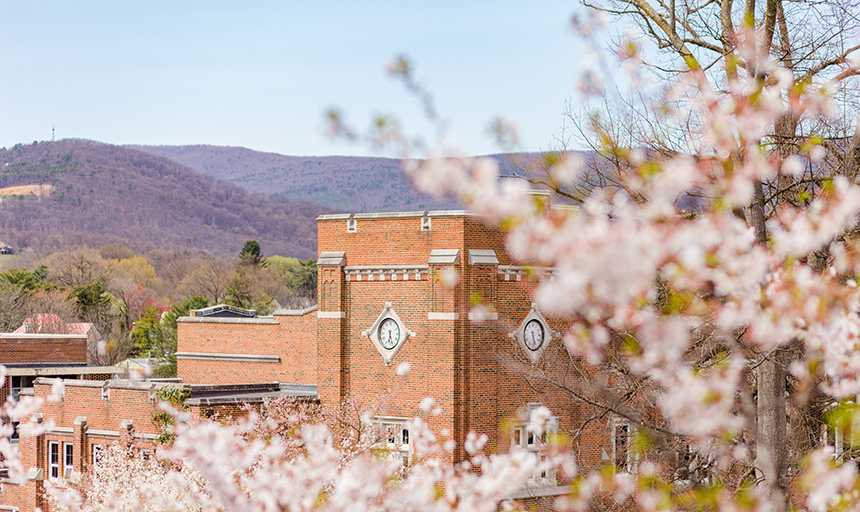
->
0 333 121 416
0 334 123 510
177 210 630 502
13 315 104 366
176 304 318 385
0 209 630 510
0 377 316 511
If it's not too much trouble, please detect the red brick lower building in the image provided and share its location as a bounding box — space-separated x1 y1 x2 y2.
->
0 378 316 511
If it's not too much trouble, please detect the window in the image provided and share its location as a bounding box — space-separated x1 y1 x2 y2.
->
613 419 636 473
92 444 103 466
10 376 35 402
510 403 558 485
372 417 411 467
49 442 59 479
10 377 22 402
63 443 74 478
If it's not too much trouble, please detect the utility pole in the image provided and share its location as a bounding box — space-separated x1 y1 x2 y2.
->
52 127 55 142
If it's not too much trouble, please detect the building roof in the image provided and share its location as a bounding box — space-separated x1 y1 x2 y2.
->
184 382 318 406
13 313 96 337
38 378 319 406
190 304 258 318
6 365 122 376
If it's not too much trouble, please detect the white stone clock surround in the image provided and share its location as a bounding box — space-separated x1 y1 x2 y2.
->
362 302 416 365
510 303 558 364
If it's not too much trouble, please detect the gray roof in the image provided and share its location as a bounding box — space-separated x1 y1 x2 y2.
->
184 382 318 406
190 304 258 318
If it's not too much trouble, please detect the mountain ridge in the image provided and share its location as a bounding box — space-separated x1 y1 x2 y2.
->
0 140 331 259
126 144 466 212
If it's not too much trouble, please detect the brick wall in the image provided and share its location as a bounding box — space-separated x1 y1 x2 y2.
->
176 311 317 386
39 380 159 434
0 335 87 365
315 211 633 504
317 214 466 266
0 379 161 511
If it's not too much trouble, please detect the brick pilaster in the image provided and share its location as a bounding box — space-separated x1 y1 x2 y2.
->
317 252 347 404
73 416 87 473
33 413 46 511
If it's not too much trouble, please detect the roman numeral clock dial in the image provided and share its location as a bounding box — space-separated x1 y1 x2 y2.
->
523 319 544 351
378 318 401 350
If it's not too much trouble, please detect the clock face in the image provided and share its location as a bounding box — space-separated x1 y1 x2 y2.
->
523 319 545 351
378 318 401 350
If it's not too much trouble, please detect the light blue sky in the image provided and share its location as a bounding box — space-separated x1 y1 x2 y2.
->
0 1 590 157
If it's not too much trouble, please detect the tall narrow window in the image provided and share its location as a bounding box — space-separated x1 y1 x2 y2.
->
92 444 103 466
10 376 22 401
49 442 59 479
613 420 635 473
64 442 74 478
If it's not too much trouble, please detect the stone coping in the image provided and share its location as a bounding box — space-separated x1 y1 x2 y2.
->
0 333 87 339
34 378 167 390
3 362 88 369
317 205 576 222
175 352 280 363
318 210 472 220
272 305 318 316
6 365 122 376
176 316 278 325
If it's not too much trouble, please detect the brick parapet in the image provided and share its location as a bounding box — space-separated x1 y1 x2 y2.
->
176 310 317 386
0 334 88 365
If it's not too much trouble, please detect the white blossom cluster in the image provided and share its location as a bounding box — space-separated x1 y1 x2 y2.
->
46 412 565 512
399 28 860 512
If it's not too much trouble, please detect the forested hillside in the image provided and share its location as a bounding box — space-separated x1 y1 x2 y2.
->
128 144 463 212
0 140 330 259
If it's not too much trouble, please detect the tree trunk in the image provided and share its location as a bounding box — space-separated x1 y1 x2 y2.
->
757 350 788 512
752 179 788 512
